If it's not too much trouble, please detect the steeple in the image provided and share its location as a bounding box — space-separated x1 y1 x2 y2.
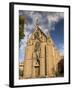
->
36 18 40 27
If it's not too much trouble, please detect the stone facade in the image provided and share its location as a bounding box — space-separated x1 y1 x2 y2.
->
21 24 62 79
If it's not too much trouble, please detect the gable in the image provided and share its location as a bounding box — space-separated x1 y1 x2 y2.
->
27 26 47 43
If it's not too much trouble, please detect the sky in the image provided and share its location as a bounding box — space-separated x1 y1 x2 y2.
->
19 10 64 63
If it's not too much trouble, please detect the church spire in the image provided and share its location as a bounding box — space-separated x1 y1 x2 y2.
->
36 18 40 26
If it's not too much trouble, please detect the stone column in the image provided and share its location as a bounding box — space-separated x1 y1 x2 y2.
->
23 60 32 79
32 53 36 78
46 45 49 77
23 46 33 79
40 43 45 77
46 44 55 77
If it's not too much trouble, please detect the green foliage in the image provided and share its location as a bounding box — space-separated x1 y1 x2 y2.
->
19 16 26 46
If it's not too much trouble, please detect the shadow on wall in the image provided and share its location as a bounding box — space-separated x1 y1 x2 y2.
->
56 57 64 77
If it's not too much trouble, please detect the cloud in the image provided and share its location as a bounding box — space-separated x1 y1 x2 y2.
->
20 10 64 33
47 12 64 31
19 41 24 63
47 13 64 22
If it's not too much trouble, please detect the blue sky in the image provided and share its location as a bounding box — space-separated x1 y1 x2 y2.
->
19 10 64 63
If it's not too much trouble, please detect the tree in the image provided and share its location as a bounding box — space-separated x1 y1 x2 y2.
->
19 16 26 47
